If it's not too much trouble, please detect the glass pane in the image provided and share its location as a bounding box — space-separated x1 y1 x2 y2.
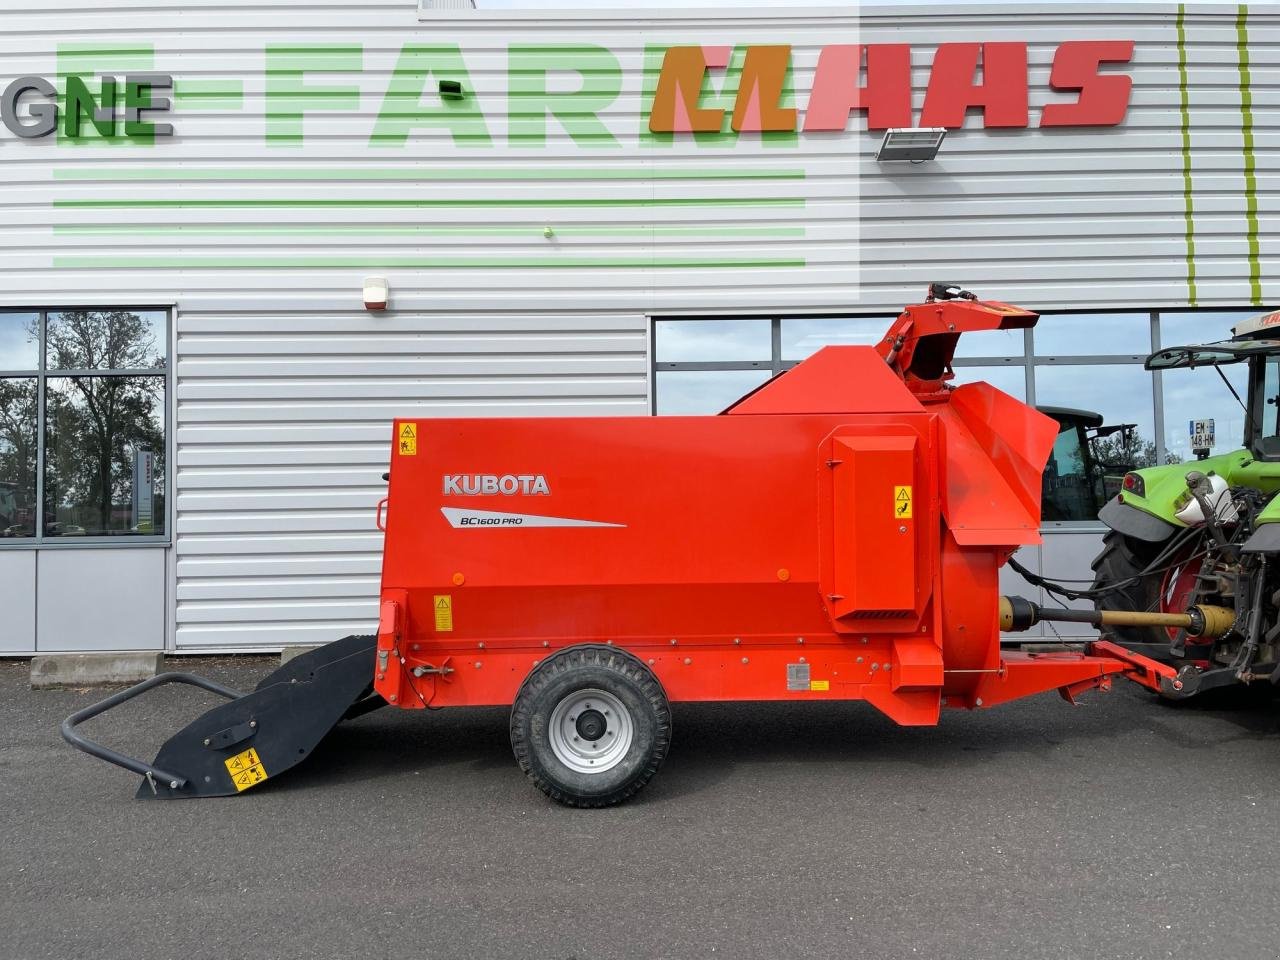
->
655 318 771 363
0 312 39 371
1042 419 1101 522
780 317 890 361
1162 363 1249 462
951 364 1027 400
1035 365 1157 516
0 378 38 538
953 327 1026 360
1159 310 1263 349
1034 313 1152 357
44 376 166 537
1259 358 1280 458
656 369 771 415
46 310 167 371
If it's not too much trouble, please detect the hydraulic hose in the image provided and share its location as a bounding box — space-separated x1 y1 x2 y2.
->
1007 524 1206 601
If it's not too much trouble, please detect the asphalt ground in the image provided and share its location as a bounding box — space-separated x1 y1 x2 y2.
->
3 656 1280 960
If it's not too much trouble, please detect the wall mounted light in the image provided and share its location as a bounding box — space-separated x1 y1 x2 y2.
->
876 127 947 162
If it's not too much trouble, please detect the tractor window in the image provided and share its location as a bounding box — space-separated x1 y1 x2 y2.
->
1255 356 1280 458
1162 364 1248 462
1042 425 1100 522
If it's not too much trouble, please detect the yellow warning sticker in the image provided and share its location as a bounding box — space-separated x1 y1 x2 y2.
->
809 679 830 692
398 422 418 457
894 485 913 519
224 747 268 792
433 594 453 632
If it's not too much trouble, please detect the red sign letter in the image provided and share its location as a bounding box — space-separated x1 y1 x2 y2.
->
920 42 1029 128
804 44 912 132
1040 40 1134 127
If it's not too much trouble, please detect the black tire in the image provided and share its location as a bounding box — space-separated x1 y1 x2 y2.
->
1090 528 1170 649
510 644 671 808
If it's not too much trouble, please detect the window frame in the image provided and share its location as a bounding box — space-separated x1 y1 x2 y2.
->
651 307 1262 527
0 305 173 550
1247 353 1280 461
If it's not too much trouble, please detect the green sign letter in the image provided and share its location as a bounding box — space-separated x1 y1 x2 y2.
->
508 44 620 147
266 43 362 146
371 44 491 147
63 75 116 138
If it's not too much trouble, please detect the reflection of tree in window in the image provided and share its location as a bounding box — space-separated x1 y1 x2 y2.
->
45 309 165 372
42 311 166 537
1092 433 1173 469
0 378 37 536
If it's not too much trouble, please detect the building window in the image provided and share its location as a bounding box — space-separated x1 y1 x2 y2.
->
653 308 1260 523
0 309 169 543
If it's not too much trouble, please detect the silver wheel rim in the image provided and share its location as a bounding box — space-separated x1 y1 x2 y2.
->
547 688 634 775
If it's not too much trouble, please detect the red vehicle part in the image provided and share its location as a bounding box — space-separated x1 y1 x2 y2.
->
63 288 1183 804
372 294 1165 725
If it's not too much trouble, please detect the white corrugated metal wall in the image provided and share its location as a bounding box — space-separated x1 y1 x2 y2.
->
0 2 1274 650
174 308 646 648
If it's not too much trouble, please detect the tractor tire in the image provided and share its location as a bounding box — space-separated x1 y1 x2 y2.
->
510 644 671 808
1090 528 1170 649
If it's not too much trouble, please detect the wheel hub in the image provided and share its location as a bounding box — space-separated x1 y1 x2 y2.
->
547 688 634 775
575 708 607 742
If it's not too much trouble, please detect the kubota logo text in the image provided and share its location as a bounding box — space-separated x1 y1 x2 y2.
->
443 474 551 496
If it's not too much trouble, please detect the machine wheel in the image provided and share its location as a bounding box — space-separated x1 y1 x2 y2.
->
1090 529 1187 660
510 644 671 808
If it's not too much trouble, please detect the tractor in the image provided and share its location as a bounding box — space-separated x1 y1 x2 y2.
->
1089 309 1280 697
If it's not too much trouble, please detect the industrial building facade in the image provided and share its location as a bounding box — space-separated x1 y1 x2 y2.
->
0 1 1274 654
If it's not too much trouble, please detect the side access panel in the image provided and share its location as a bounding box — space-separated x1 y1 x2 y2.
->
819 427 936 631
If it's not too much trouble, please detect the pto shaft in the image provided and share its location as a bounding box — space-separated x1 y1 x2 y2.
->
999 596 1235 639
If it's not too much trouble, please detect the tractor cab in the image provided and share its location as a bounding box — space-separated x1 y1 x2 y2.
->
1146 308 1280 462
1037 407 1138 521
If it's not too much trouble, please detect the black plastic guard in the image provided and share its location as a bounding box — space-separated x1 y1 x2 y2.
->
137 635 379 800
1099 497 1179 543
1242 522 1280 553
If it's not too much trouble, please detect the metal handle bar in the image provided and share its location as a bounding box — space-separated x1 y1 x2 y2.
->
376 496 389 532
61 673 245 791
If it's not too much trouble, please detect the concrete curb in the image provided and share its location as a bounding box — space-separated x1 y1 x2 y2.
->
280 645 322 665
30 652 164 689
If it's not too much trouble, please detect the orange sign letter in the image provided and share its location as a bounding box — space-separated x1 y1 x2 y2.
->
731 44 796 132
649 46 728 133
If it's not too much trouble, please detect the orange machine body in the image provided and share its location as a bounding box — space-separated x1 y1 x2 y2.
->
373 297 1156 724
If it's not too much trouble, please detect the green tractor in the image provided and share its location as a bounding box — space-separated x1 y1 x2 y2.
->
1090 308 1280 697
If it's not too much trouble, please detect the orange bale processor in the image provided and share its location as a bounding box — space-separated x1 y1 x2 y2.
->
63 284 1223 806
